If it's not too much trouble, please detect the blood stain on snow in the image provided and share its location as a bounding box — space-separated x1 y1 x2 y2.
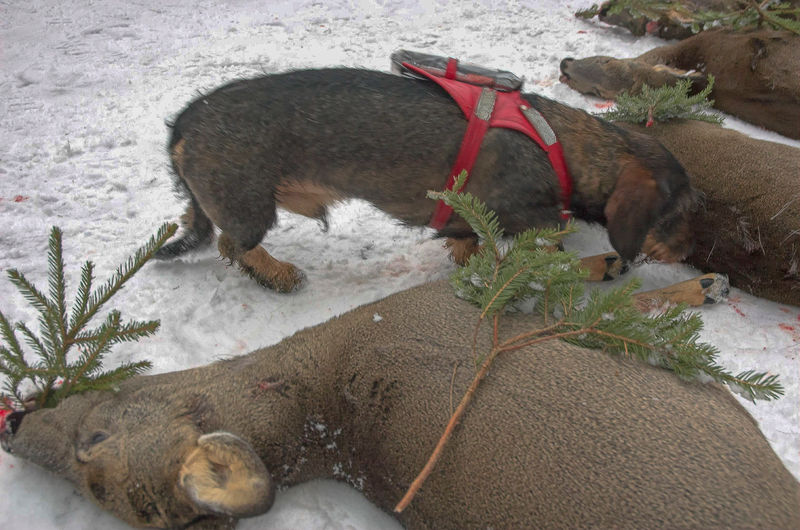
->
0 195 30 202
594 100 614 109
729 302 746 318
778 323 799 342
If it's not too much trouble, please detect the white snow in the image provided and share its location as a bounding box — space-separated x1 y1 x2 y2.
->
1 0 798 528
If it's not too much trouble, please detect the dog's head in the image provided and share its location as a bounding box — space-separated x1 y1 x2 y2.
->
603 148 698 263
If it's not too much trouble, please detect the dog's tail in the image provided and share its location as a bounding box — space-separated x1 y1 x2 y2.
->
154 195 214 259
155 122 215 260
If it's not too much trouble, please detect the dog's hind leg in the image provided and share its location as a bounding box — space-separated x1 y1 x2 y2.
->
156 138 215 259
155 197 215 259
218 233 305 293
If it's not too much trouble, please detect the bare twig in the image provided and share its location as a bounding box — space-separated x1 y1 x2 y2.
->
394 345 502 513
449 362 459 416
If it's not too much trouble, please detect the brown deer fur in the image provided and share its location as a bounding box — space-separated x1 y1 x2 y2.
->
560 28 800 139
2 281 798 528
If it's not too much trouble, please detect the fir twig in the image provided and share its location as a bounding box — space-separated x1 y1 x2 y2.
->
600 76 723 125
395 183 783 512
428 171 504 260
0 223 177 411
576 0 800 36
67 223 176 341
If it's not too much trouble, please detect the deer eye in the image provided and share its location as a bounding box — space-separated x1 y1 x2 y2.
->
88 431 109 445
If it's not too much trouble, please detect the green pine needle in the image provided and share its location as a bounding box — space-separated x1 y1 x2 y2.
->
428 171 505 258
575 0 800 36
601 76 723 125
437 180 783 402
0 223 176 411
69 261 94 331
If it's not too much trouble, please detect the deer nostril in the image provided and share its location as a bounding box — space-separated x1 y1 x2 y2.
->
0 411 25 453
7 411 27 435
0 429 10 453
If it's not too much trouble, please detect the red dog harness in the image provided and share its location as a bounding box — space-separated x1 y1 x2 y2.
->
403 60 573 230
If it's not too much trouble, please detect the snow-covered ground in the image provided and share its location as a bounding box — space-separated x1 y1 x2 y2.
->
1 1 798 528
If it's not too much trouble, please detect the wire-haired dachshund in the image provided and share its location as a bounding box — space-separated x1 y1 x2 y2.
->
157 68 698 294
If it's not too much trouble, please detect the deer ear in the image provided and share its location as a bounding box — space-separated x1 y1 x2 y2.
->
651 63 707 89
179 432 274 518
605 160 665 261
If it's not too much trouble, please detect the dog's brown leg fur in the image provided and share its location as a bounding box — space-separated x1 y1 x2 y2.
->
641 229 692 263
634 273 729 311
445 236 481 266
218 233 305 293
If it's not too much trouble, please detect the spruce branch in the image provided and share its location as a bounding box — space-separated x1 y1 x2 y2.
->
428 171 504 260
70 261 94 332
576 0 800 35
7 270 52 316
15 322 50 364
601 76 723 125
48 227 68 344
67 222 176 340
396 183 783 512
0 223 177 411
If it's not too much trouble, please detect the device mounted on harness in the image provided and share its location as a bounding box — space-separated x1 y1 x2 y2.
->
390 49 523 92
390 50 573 230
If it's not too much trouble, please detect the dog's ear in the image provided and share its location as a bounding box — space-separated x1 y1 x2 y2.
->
604 161 665 261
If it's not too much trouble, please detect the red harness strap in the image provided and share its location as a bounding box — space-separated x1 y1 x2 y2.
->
403 60 573 230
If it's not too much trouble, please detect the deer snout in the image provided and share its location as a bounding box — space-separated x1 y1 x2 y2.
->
560 57 574 78
0 410 27 453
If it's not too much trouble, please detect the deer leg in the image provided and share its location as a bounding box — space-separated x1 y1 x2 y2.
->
634 273 729 311
580 252 629 282
218 233 305 293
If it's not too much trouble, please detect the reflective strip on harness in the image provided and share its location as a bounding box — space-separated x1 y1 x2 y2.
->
519 105 572 220
520 105 557 146
401 62 573 229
